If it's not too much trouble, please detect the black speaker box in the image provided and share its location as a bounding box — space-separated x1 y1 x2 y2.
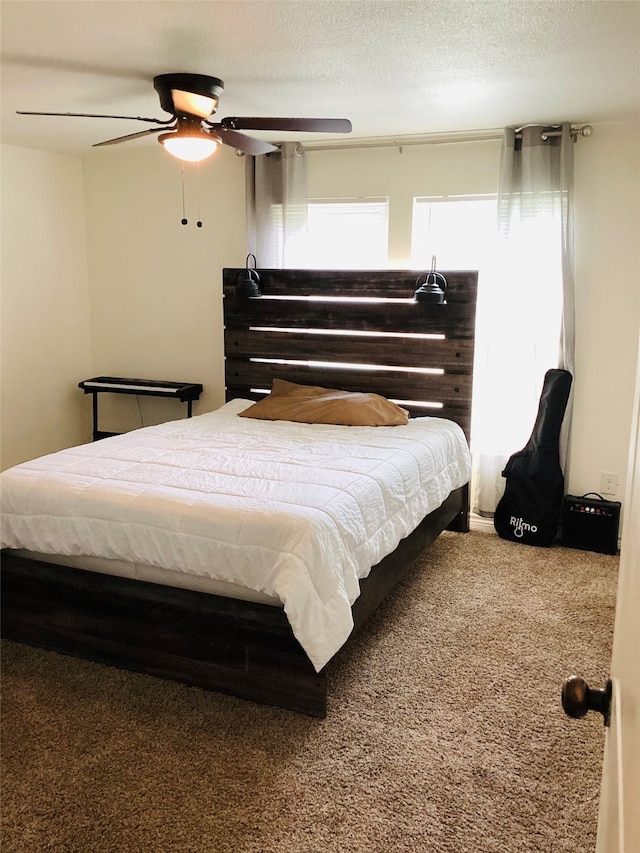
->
561 493 621 555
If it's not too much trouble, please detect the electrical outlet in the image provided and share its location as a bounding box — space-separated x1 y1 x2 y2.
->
601 472 619 495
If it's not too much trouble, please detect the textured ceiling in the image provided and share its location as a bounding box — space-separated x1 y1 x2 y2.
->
1 0 638 157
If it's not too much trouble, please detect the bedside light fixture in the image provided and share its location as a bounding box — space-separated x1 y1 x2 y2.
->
414 255 448 303
235 254 262 297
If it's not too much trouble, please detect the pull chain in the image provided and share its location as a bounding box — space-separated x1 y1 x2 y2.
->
178 163 203 227
180 163 188 225
196 163 203 228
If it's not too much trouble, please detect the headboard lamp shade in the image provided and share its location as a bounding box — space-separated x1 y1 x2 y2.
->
158 130 219 163
414 271 448 303
235 254 262 297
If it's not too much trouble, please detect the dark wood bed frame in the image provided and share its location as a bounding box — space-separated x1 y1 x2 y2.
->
1 268 477 717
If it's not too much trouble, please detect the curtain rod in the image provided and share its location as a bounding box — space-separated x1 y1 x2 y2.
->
540 125 593 141
299 125 593 153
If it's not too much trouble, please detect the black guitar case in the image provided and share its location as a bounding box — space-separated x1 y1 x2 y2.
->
494 368 573 547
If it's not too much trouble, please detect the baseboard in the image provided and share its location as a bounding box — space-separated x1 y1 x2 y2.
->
470 514 496 534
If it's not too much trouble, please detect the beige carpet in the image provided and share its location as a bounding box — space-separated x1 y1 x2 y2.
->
1 531 618 853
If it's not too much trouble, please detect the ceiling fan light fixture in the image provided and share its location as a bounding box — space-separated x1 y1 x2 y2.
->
171 89 219 119
153 73 224 118
158 130 219 162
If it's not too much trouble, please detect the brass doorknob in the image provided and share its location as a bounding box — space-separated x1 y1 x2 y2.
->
562 675 611 726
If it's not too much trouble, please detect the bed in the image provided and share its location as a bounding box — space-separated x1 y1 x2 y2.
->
1 268 477 717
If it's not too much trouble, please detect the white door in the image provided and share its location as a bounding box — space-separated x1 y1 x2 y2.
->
595 348 640 853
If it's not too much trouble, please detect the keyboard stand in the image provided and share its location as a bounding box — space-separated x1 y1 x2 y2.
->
78 376 204 441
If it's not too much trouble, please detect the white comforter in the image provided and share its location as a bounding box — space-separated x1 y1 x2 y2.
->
0 399 471 671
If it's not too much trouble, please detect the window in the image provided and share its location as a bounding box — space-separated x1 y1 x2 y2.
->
307 198 389 269
411 195 498 270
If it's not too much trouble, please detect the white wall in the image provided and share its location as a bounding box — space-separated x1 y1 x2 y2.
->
82 144 246 432
570 123 640 501
0 145 93 469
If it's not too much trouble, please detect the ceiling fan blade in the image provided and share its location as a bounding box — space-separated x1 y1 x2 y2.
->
93 126 175 147
213 127 279 156
220 117 352 133
17 111 169 124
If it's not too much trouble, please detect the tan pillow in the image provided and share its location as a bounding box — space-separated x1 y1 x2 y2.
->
269 378 336 398
239 380 409 427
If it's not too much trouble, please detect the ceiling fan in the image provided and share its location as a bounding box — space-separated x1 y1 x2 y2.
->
17 72 353 162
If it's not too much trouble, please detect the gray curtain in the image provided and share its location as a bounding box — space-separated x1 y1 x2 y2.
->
498 124 576 375
471 124 576 516
245 142 308 268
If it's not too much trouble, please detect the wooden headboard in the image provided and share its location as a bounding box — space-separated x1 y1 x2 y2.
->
222 269 478 440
